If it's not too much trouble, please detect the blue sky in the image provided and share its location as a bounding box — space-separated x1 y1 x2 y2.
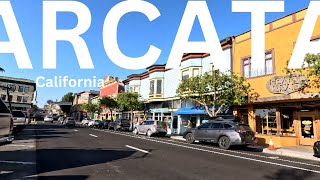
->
0 0 312 107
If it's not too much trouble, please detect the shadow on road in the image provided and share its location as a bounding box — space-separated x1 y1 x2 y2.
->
0 148 136 179
264 168 314 180
31 175 89 180
14 124 70 141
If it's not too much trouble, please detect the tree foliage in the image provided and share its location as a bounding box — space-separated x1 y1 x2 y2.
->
61 92 74 102
285 53 320 90
47 99 53 105
81 102 99 116
117 92 141 112
0 67 4 72
99 96 118 120
177 71 258 117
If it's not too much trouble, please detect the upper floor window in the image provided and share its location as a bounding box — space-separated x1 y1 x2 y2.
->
149 79 163 96
242 50 274 78
129 86 140 93
182 70 189 80
18 86 31 93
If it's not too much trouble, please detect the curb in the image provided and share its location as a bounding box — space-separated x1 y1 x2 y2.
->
263 148 320 162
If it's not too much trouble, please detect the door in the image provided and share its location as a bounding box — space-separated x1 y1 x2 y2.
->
299 115 316 146
208 123 223 142
194 122 211 140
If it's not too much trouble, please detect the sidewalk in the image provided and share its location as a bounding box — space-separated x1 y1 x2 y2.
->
170 136 320 162
263 146 320 162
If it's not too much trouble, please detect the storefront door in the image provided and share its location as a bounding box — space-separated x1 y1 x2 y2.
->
298 115 316 146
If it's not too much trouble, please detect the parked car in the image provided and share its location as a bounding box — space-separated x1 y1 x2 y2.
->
81 119 90 127
0 99 14 144
12 110 27 129
63 117 75 127
183 120 256 150
58 116 64 124
100 120 110 129
44 115 54 123
314 141 320 158
52 114 59 121
108 118 131 131
88 120 100 128
133 120 167 137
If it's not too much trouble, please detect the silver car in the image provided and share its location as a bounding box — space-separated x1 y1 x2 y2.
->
183 120 256 150
133 120 167 137
0 99 14 144
12 110 26 128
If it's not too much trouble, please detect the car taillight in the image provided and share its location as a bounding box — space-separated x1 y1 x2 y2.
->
10 115 14 131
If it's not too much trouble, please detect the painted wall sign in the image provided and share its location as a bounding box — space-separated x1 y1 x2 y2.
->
266 74 307 95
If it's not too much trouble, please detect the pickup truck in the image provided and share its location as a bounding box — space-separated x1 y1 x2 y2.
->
0 98 14 144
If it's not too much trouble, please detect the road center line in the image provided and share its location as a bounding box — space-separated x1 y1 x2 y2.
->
125 145 150 154
0 160 36 165
74 129 78 132
89 134 98 137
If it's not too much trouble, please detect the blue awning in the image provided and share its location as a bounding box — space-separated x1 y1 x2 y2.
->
174 106 233 115
174 107 207 115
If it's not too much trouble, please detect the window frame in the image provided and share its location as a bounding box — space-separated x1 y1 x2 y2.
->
241 49 275 78
149 78 164 98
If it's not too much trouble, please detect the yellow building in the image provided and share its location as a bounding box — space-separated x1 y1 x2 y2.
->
233 9 320 147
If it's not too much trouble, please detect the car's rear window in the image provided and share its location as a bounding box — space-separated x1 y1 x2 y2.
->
0 99 10 114
239 124 253 131
12 111 25 117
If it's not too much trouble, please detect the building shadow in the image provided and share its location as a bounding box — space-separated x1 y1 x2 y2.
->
0 148 138 180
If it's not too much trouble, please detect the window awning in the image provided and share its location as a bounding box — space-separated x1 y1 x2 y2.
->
174 106 232 115
174 107 207 115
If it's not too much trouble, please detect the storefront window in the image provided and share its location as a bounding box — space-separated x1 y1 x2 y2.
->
280 109 295 136
255 108 277 135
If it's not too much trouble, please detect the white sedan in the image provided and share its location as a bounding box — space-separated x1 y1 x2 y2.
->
44 115 54 123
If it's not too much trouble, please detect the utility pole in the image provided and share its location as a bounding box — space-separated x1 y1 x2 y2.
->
6 85 12 113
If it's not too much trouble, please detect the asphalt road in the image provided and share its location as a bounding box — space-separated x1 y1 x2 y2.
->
1 123 320 180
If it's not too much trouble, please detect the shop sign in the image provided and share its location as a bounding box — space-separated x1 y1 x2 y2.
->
149 108 169 113
266 74 307 95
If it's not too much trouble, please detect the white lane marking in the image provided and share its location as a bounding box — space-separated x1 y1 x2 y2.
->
74 129 78 132
0 160 36 165
89 134 98 138
268 157 280 159
0 171 13 175
126 145 150 154
94 129 320 173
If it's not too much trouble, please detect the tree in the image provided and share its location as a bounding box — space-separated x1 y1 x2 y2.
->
61 92 74 102
99 96 118 121
117 92 141 129
81 102 99 119
177 71 258 117
30 104 38 113
285 53 320 90
47 99 53 105
0 67 4 72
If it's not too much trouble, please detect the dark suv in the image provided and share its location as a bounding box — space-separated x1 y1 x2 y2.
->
108 118 131 131
183 120 255 150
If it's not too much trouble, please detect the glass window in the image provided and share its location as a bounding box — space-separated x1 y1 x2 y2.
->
182 70 189 80
156 80 162 94
193 68 200 77
199 123 211 129
242 51 274 78
17 96 23 102
149 80 154 95
255 108 277 135
265 52 273 75
224 124 233 129
281 109 295 136
12 111 25 117
24 87 30 93
0 98 10 113
211 123 222 129
1 94 6 101
18 86 24 92
22 96 28 103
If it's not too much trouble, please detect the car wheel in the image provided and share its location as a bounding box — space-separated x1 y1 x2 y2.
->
147 130 152 137
218 136 231 150
185 133 195 144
